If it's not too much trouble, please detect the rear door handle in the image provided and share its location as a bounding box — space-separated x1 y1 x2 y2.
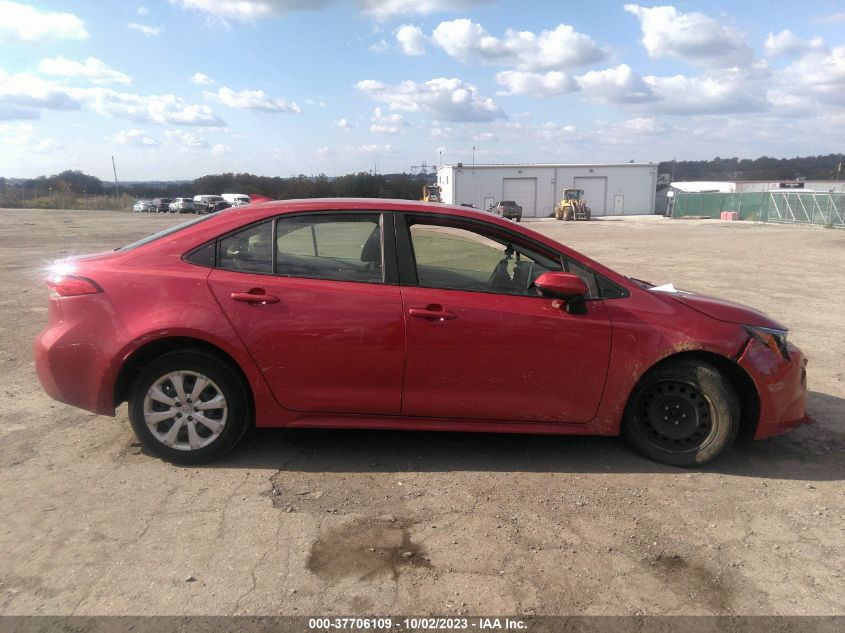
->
230 290 279 305
409 306 457 321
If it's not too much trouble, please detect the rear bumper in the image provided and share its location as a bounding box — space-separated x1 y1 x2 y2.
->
738 339 813 439
34 294 129 416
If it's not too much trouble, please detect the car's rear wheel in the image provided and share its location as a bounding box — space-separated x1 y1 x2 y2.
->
622 359 739 467
128 350 252 464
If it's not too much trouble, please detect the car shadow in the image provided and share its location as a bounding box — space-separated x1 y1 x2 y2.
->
206 390 844 482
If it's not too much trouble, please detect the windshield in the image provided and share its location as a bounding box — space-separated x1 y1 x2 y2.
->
117 214 215 252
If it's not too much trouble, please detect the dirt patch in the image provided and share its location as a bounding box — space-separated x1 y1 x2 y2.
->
306 517 431 582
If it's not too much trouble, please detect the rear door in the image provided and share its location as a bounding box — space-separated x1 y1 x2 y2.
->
207 212 405 414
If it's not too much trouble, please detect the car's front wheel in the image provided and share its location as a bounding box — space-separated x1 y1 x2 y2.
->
622 359 739 467
128 349 252 464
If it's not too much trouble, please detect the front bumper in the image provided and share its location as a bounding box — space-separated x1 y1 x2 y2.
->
737 339 813 439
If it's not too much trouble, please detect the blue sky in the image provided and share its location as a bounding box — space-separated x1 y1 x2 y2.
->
1 0 844 181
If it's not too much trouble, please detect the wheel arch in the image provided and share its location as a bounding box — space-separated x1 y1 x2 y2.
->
113 336 253 410
630 350 760 441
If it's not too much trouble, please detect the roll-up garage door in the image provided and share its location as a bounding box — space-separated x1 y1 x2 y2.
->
502 178 536 217
573 177 607 215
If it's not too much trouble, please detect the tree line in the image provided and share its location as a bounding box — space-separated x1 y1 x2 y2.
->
658 154 845 182
1 170 433 202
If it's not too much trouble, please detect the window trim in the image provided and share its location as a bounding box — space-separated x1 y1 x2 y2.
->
202 210 398 285
394 212 628 300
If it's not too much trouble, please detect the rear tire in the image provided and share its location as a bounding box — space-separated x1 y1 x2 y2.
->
128 349 252 464
622 359 739 467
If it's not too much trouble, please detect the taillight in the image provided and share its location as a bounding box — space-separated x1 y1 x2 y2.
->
47 275 102 297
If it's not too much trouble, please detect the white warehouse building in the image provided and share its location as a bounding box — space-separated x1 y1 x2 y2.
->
436 163 658 218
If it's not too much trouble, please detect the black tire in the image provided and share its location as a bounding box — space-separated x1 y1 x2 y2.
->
128 349 253 464
622 359 739 467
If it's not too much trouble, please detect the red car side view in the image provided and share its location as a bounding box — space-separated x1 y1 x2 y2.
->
34 199 811 467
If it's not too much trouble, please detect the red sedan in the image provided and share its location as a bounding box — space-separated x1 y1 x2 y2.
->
35 199 811 466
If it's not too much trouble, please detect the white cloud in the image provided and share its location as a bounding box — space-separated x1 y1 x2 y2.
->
38 56 132 85
624 4 753 68
369 107 406 134
472 132 496 142
81 88 226 126
0 71 82 112
396 24 425 55
334 118 353 131
34 137 64 153
369 38 389 53
0 1 88 43
191 72 215 86
360 0 489 20
356 77 504 122
642 72 766 115
495 70 576 96
431 19 605 71
576 64 655 103
359 143 392 153
207 86 302 112
211 143 233 156
0 70 225 125
127 22 164 36
114 129 158 146
137 6 150 15
173 0 489 21
775 45 845 107
764 30 826 58
593 117 666 145
172 0 334 22
165 129 209 148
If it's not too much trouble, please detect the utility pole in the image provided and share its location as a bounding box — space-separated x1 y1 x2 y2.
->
472 146 476 169
111 155 120 208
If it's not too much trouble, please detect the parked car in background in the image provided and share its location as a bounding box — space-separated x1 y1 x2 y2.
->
492 200 523 221
133 200 155 213
152 198 173 213
193 195 225 214
35 199 811 467
222 193 250 207
169 198 197 214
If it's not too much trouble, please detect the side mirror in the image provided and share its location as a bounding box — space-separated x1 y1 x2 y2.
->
535 272 589 314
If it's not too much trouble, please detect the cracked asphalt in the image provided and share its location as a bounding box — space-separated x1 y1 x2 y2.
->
0 208 843 616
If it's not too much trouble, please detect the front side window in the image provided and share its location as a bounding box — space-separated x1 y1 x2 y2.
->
275 214 383 283
408 222 564 296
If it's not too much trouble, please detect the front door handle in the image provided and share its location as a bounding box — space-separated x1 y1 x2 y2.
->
230 289 279 305
409 306 457 321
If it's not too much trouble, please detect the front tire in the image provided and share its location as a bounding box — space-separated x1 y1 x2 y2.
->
128 349 252 464
622 359 739 467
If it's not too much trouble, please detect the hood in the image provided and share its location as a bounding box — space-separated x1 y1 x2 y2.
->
651 286 787 330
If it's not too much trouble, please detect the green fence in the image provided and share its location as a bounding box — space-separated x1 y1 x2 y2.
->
671 192 767 220
672 191 844 227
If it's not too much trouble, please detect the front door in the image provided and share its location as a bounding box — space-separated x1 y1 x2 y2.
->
207 213 405 415
397 216 612 423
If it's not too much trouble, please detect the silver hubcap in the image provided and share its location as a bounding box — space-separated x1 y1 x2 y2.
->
143 371 227 451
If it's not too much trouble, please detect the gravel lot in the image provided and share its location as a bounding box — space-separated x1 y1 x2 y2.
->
0 208 843 616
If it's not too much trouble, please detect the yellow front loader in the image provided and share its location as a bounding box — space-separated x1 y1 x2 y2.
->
554 188 591 221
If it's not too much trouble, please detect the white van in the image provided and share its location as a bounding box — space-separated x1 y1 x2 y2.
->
222 193 250 206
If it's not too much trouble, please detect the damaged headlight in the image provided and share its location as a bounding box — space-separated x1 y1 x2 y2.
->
744 325 790 361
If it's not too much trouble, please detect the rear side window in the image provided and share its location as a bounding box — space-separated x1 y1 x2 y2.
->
217 221 273 274
275 214 383 283
117 214 215 252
